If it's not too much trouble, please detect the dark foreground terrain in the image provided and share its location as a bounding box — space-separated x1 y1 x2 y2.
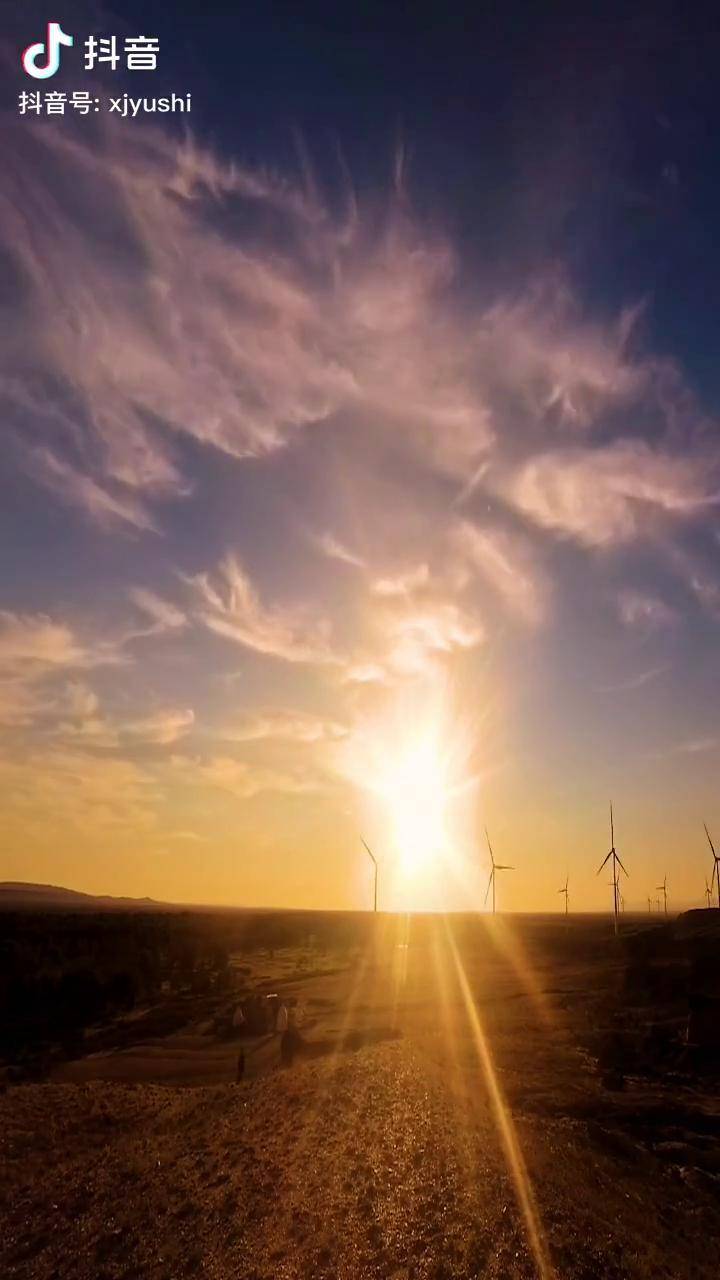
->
2 910 720 1279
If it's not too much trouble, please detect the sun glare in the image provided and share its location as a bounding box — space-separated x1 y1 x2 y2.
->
379 731 453 877
338 677 481 910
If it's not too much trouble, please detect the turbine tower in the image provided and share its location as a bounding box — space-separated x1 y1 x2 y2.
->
484 828 514 915
704 824 720 910
361 838 378 913
656 875 668 916
596 803 628 936
558 874 569 916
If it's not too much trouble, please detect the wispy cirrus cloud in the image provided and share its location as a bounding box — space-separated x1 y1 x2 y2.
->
451 521 550 627
375 602 484 679
55 681 194 750
0 611 91 673
0 609 189 748
596 664 670 693
27 448 158 534
617 590 679 632
186 549 483 685
4 117 703 537
218 709 348 745
507 441 717 548
54 680 117 747
670 550 720 621
0 613 125 727
186 554 339 666
169 752 326 800
371 564 430 598
315 533 366 569
128 588 187 636
123 708 195 746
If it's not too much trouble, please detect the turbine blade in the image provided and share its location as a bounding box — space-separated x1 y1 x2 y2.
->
495 864 514 870
484 869 493 906
596 849 613 874
704 823 716 857
360 837 377 867
615 854 629 877
485 827 495 868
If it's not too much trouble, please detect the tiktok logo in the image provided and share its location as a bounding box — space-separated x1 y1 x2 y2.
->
22 22 74 79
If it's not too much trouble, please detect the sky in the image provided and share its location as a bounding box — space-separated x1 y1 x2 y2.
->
1 1 720 911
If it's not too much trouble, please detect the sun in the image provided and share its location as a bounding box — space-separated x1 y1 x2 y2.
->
377 731 453 878
337 676 481 909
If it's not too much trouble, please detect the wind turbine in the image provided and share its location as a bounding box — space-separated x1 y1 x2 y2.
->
558 874 569 916
656 875 668 916
647 896 652 914
606 877 625 913
705 877 713 909
596 803 628 936
704 824 720 910
360 838 378 913
484 828 514 915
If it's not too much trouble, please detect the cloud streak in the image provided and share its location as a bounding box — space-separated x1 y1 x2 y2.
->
187 555 339 666
452 521 550 627
508 441 717 547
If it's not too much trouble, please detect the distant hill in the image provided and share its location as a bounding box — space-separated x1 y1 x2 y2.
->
0 882 169 911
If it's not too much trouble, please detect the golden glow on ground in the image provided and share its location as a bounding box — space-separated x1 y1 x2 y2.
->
298 910 555 1277
443 918 553 1279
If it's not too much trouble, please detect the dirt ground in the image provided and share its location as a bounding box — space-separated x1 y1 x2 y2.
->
3 913 720 1279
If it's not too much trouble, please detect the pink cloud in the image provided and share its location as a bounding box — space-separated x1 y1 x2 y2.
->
186 554 339 666
2 121 677 533
452 521 550 627
508 441 717 546
28 449 157 533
